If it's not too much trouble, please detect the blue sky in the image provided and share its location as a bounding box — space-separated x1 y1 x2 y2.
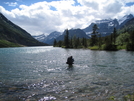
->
0 0 80 11
0 0 51 10
126 2 134 6
0 0 134 35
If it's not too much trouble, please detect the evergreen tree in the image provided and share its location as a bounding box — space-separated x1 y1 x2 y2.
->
91 24 98 46
70 38 73 48
73 35 77 48
98 33 102 49
82 38 87 48
58 41 63 47
53 39 57 46
113 27 117 45
127 30 134 51
64 29 70 48
130 30 134 45
110 33 113 44
76 37 80 48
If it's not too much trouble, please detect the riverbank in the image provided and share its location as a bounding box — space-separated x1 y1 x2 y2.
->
0 40 23 48
88 44 127 51
59 44 127 51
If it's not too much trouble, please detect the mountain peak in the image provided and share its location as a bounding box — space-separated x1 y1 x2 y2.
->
118 14 133 25
49 31 61 37
127 14 133 18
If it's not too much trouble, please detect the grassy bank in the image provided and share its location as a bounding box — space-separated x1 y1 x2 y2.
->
88 46 100 50
88 45 127 51
0 40 23 48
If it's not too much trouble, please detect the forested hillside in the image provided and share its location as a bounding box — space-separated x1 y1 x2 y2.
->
0 13 47 47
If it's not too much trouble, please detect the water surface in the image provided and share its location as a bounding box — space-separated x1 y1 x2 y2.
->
0 46 134 101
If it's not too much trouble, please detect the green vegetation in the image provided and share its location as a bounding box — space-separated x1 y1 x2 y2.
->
90 24 98 46
109 94 134 101
53 24 134 51
124 94 134 101
0 13 46 47
0 40 22 48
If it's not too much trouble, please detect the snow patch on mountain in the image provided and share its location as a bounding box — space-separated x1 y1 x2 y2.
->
47 31 62 40
42 31 61 45
119 15 128 25
118 14 133 25
108 21 114 26
95 19 113 24
33 34 46 42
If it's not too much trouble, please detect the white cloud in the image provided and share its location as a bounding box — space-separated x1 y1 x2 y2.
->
0 0 134 36
4 2 18 7
77 0 99 10
103 1 123 16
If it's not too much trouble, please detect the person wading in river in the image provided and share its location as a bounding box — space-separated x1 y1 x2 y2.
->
66 56 74 66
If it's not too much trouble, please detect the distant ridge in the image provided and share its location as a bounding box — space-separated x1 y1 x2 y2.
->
33 14 134 45
56 28 89 42
33 31 61 45
0 13 47 47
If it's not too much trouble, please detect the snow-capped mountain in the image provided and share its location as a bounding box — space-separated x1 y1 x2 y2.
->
83 19 119 37
43 31 61 45
118 14 133 25
33 31 61 45
33 34 46 42
83 14 133 36
95 19 118 27
118 14 133 28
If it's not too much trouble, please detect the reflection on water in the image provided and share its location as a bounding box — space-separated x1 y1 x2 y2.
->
0 46 134 101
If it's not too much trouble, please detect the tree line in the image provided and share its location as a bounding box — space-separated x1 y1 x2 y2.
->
53 24 134 51
53 29 88 48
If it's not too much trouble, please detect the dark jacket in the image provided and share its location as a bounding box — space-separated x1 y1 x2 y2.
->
66 56 74 65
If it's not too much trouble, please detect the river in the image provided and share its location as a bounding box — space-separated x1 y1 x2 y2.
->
0 46 134 101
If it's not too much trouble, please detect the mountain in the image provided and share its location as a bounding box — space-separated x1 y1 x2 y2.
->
34 29 89 45
120 17 134 30
43 31 61 45
83 19 119 37
56 28 89 41
33 31 61 45
124 18 134 27
0 13 47 47
33 14 134 45
118 14 134 28
33 34 46 42
83 14 134 37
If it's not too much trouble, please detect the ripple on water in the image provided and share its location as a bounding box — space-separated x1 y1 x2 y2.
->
0 47 134 101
